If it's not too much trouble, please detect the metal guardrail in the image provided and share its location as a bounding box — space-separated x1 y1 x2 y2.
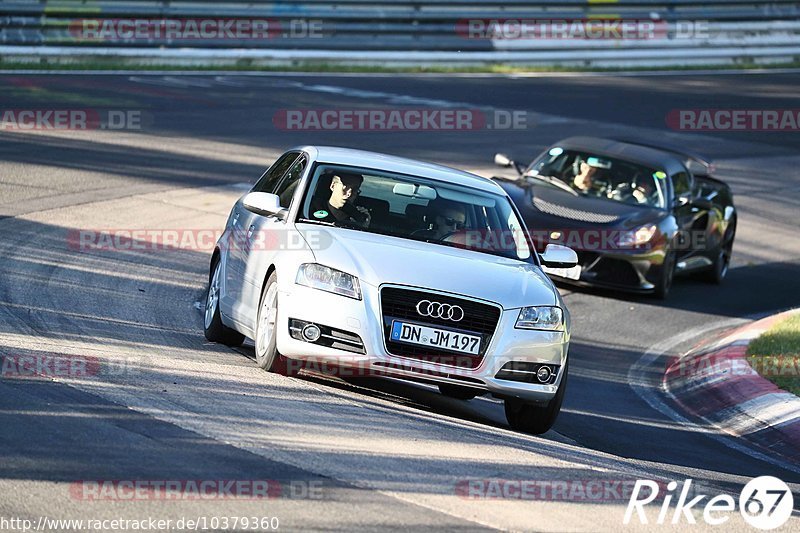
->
1 1 799 66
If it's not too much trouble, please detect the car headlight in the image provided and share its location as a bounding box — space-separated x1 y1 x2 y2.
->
515 306 564 331
619 224 657 248
296 263 361 300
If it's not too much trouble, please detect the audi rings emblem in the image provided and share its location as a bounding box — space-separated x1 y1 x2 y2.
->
416 300 464 322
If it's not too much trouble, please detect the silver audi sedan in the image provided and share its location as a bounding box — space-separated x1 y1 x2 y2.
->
204 146 577 434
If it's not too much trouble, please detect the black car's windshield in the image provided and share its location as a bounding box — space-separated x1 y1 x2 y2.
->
298 164 534 262
527 147 668 209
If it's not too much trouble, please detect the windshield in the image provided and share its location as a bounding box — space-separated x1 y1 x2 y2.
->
527 148 667 209
297 163 534 262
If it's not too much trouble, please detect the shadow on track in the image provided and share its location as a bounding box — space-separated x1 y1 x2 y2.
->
1 219 798 508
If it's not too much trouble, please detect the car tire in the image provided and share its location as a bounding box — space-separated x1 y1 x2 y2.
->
255 271 281 372
204 257 245 347
438 383 481 400
702 222 735 284
653 251 675 300
504 360 568 435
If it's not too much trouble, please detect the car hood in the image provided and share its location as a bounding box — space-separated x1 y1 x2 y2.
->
504 178 665 230
297 224 556 309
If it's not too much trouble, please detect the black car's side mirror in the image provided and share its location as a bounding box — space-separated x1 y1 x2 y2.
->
494 153 524 175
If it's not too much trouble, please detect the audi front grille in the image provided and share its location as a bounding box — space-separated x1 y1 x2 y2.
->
379 286 502 369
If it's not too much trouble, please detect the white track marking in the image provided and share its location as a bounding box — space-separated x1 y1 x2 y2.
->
628 317 800 476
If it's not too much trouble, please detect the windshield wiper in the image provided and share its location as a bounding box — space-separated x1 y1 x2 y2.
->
526 174 579 196
297 218 335 226
334 219 370 232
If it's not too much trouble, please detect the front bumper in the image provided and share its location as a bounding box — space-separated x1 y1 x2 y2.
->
550 247 668 293
276 282 568 403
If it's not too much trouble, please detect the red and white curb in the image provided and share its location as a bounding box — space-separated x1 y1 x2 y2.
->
664 309 800 464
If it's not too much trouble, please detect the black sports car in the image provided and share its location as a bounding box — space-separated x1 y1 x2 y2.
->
493 136 736 299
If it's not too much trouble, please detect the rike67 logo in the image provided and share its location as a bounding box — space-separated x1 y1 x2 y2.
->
624 477 794 530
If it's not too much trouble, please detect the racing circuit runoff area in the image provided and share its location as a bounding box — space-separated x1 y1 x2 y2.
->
1 70 800 532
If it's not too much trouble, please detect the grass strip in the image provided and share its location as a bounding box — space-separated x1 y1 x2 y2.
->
747 314 800 396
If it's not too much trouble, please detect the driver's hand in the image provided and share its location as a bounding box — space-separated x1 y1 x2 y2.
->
607 182 631 200
632 187 649 204
355 206 371 228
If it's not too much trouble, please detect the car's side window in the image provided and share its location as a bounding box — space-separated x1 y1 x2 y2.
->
671 171 692 199
274 156 307 208
251 151 300 194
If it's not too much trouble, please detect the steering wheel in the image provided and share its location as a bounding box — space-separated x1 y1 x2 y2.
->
440 231 462 242
410 229 462 243
411 228 434 238
607 181 633 200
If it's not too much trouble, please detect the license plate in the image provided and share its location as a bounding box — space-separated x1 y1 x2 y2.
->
390 321 481 355
542 265 582 281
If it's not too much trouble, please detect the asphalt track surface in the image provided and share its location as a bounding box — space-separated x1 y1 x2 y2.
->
1 72 799 531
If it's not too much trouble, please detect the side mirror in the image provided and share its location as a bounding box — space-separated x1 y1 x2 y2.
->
243 192 286 218
494 153 513 168
539 244 578 268
494 153 524 175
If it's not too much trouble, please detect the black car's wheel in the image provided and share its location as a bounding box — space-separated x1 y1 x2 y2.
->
702 222 735 284
438 383 481 400
255 271 281 371
504 361 568 435
653 251 675 300
204 257 245 347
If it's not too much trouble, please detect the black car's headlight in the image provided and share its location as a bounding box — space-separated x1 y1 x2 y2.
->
515 306 564 331
296 263 362 300
619 224 657 248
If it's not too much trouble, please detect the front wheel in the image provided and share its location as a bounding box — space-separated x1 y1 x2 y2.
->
652 251 675 300
204 258 245 347
255 271 281 372
702 223 735 284
504 361 568 435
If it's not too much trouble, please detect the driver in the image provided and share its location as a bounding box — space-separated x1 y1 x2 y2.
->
428 199 466 240
311 173 371 228
572 160 602 193
631 176 656 205
572 157 607 196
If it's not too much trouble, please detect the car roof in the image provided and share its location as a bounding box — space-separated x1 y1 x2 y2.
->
294 145 505 194
551 136 688 175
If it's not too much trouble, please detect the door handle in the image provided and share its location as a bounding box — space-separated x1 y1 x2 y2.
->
232 211 240 225
247 224 255 240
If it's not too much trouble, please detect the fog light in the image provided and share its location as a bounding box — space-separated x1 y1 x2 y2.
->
536 366 551 383
302 324 321 342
